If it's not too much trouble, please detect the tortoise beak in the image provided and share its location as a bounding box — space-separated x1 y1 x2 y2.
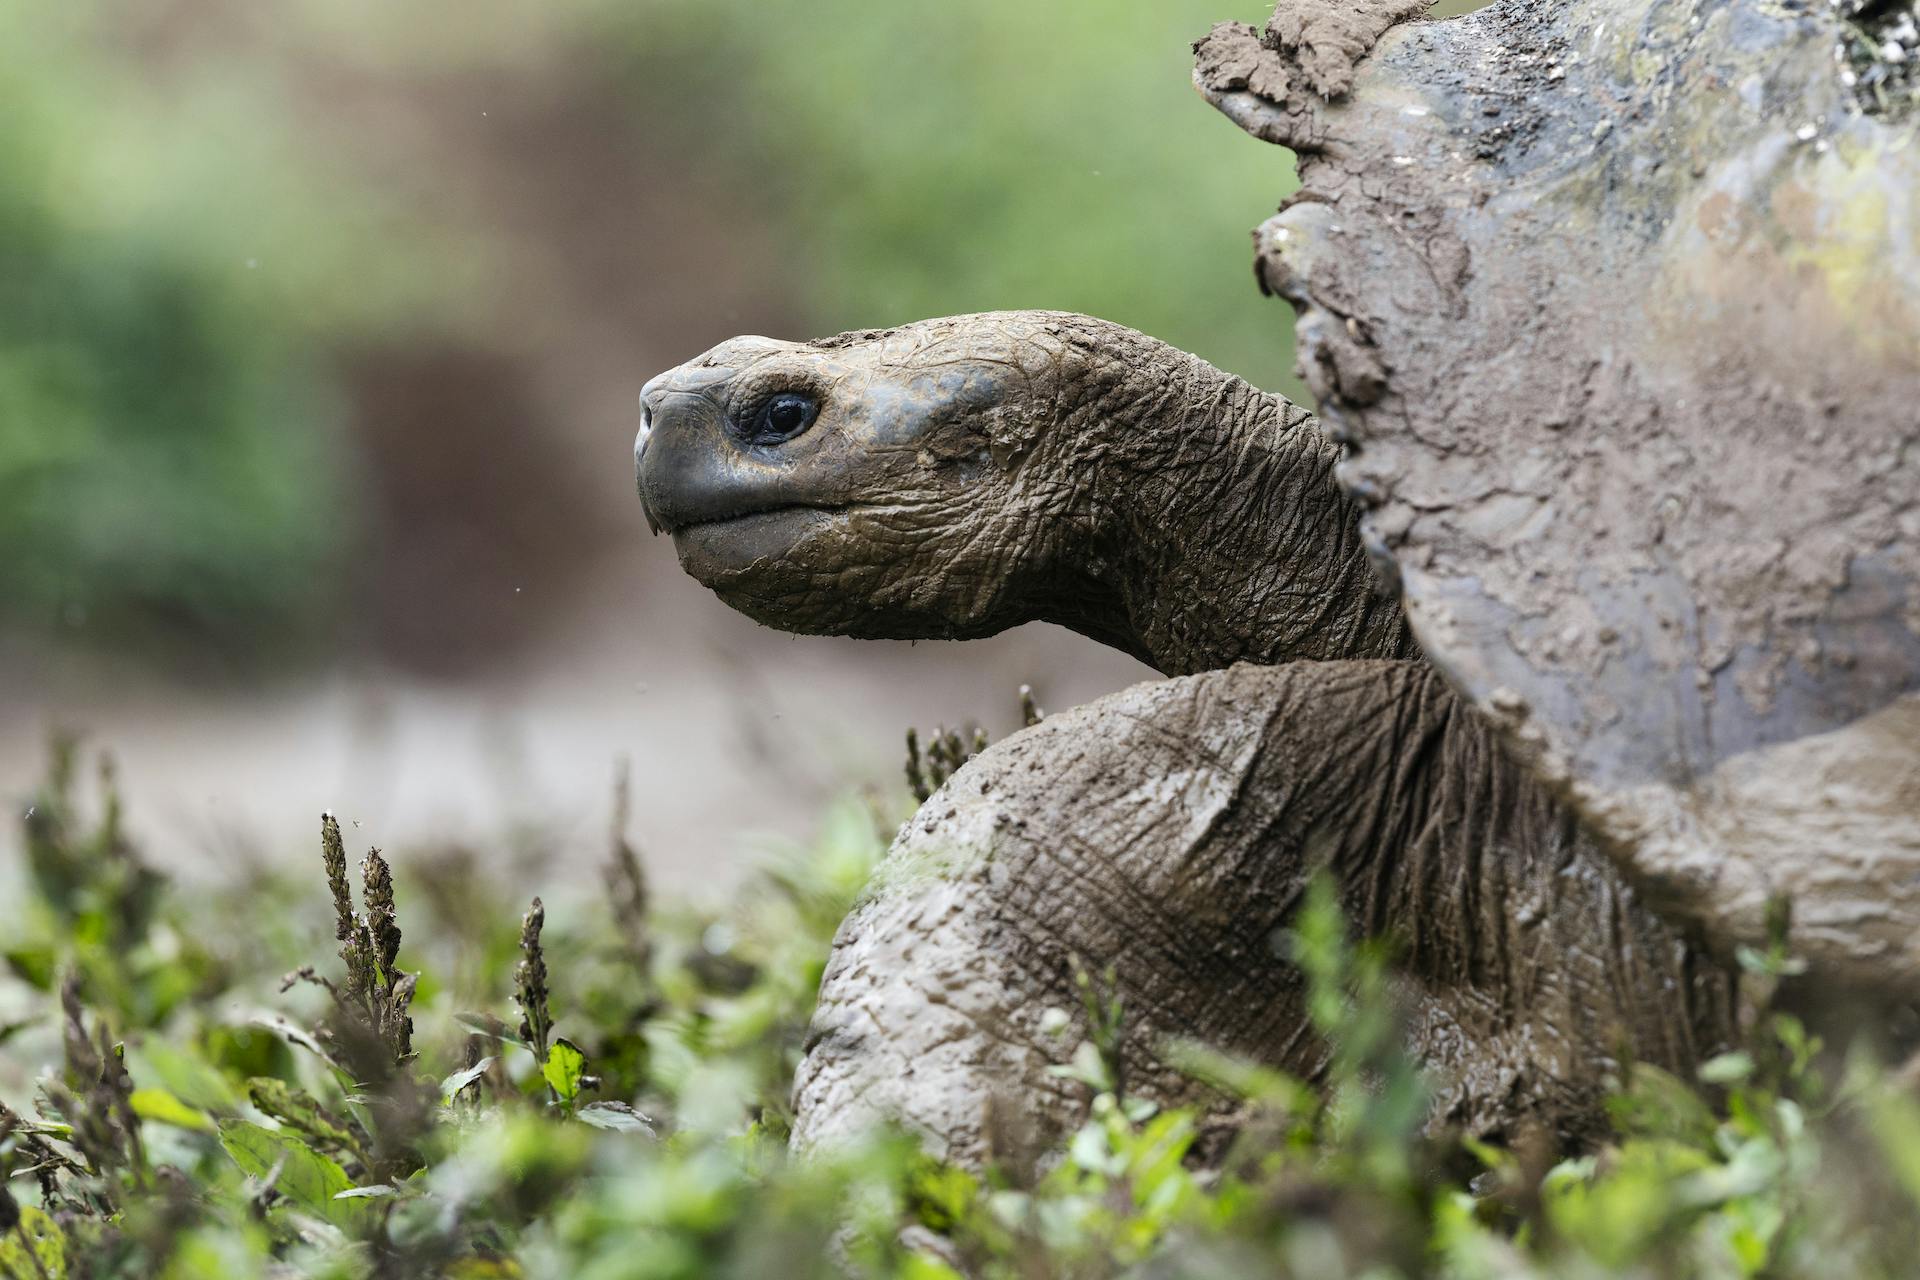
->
634 366 748 536
635 381 662 535
636 373 811 539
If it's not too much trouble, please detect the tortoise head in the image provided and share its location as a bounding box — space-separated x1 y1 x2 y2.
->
635 313 1086 641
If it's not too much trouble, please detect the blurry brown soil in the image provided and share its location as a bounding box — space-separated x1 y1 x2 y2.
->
120 0 802 677
317 53 803 676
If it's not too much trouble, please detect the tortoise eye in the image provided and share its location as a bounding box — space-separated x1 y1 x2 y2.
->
747 392 818 446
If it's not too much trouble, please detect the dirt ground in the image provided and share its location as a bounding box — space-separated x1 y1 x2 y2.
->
0 565 1149 895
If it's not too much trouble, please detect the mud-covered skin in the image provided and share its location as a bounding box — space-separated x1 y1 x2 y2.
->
1196 0 1920 989
635 312 1415 674
631 310 1740 1159
795 661 1737 1165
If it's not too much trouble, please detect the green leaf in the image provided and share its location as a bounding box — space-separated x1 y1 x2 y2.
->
1867 1085 1920 1207
441 1056 496 1105
129 1086 215 1133
542 1037 587 1103
1698 1052 1757 1085
219 1119 369 1233
454 1012 512 1041
447 1260 523 1279
1047 1040 1114 1094
131 1038 243 1113
246 1078 358 1152
0 1204 65 1280
577 1101 656 1135
2 944 58 991
250 1013 345 1074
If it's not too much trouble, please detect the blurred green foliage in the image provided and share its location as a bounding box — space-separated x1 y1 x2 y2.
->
0 2 480 659
603 0 1298 387
4 742 1920 1277
0 60 333 653
1 0 1297 660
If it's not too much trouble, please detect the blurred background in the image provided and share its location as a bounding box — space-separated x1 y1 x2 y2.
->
1 0 1305 893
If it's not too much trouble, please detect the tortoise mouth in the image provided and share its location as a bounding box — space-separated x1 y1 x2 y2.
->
662 501 846 537
668 504 847 578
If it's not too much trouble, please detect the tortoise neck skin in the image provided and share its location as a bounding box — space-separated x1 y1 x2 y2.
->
635 311 1417 675
1051 320 1419 673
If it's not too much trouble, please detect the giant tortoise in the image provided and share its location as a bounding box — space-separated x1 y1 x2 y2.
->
632 0 1918 1164
634 312 1741 1161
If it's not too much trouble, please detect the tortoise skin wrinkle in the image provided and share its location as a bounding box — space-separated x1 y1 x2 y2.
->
636 311 1418 675
636 0 1920 1162
634 310 1744 1162
792 661 1737 1165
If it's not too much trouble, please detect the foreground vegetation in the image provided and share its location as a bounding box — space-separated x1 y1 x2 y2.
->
3 739 1920 1279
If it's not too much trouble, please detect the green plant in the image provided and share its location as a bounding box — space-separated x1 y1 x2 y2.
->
2 741 1919 1279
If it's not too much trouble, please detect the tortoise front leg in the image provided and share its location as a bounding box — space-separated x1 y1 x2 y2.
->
793 661 1738 1166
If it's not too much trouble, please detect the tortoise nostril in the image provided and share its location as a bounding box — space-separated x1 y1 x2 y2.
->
634 402 661 534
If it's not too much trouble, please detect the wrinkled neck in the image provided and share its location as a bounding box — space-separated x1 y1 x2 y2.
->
1319 664 1739 1087
1035 329 1418 675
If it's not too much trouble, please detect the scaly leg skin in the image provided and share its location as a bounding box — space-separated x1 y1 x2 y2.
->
793 660 1738 1167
